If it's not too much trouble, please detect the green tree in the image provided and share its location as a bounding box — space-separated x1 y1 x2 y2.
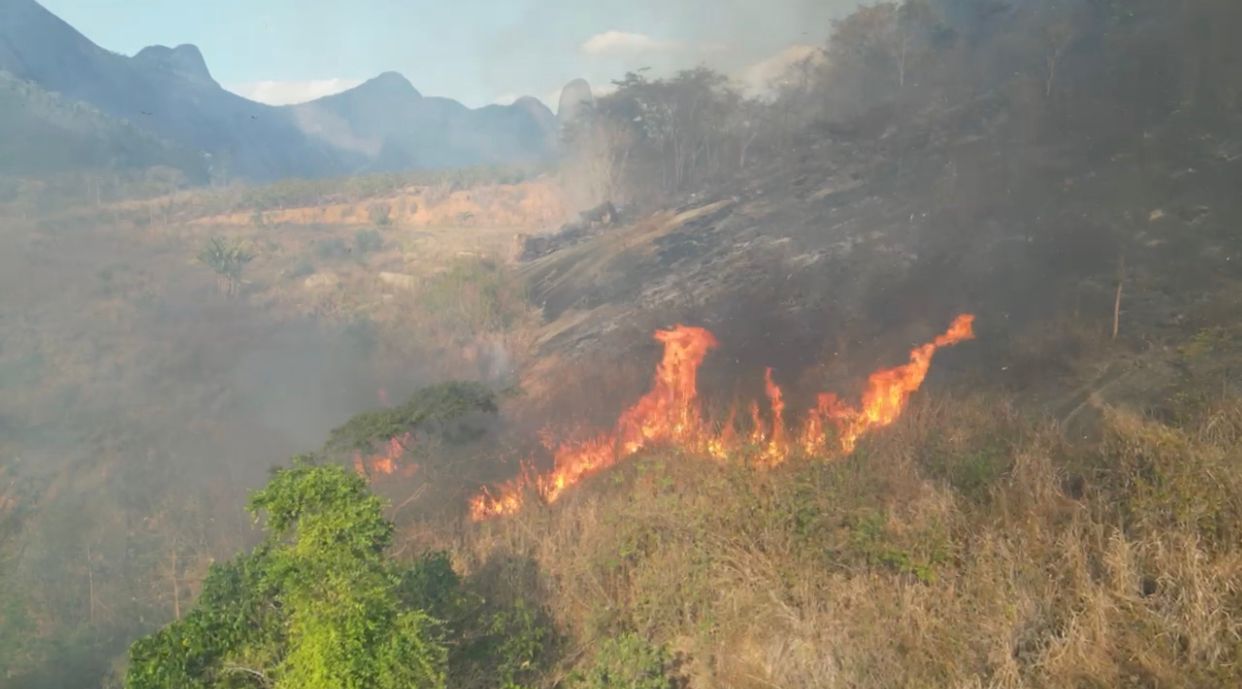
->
125 462 447 689
197 236 253 297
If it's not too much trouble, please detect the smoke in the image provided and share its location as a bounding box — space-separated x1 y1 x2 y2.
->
479 0 860 106
0 211 438 684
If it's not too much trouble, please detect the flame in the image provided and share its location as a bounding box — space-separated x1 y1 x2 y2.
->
748 401 765 445
470 315 975 520
760 367 788 465
354 432 415 480
470 325 717 520
708 401 739 460
615 325 719 453
809 313 976 452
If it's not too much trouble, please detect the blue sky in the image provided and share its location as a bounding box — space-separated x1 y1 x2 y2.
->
38 0 857 108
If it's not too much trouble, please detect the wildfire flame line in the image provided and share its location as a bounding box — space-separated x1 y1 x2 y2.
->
469 314 975 521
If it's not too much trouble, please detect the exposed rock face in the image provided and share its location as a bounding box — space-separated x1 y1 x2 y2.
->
132 44 217 86
515 200 620 261
556 78 594 126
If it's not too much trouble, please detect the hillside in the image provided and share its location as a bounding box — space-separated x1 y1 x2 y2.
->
3 1 1242 688
0 70 207 179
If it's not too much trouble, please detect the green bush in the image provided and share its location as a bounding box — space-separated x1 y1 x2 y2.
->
355 228 385 254
286 257 315 280
418 258 527 336
573 633 682 689
368 203 392 226
398 552 556 689
314 237 350 260
324 381 498 454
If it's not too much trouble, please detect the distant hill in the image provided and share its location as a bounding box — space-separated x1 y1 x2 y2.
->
287 73 557 173
0 0 557 181
0 69 208 179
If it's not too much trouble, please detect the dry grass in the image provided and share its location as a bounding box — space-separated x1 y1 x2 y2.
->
457 394 1242 689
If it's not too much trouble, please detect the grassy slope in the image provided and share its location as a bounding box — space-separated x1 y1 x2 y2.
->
459 385 1242 688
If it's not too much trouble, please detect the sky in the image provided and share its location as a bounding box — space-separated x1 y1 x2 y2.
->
37 0 858 108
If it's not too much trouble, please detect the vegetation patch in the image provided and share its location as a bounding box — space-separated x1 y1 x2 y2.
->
325 382 498 454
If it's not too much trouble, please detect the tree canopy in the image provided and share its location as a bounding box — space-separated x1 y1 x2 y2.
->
125 462 446 689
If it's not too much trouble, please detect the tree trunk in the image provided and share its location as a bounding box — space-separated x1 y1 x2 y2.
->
86 544 96 624
171 548 181 620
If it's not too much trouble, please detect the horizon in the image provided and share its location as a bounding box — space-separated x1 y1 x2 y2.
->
33 0 854 108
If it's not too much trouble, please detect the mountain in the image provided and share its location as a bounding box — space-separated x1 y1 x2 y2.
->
0 0 342 180
0 0 557 181
286 73 557 173
0 69 208 179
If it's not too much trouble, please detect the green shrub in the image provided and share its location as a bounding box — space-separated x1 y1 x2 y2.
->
418 258 527 336
356 228 385 254
286 257 315 280
573 633 683 689
324 382 498 454
314 237 350 260
368 203 392 226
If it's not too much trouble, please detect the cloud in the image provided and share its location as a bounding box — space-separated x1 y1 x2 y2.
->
580 30 681 56
227 78 365 106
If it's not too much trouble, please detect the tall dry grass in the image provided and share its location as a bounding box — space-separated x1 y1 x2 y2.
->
457 393 1242 688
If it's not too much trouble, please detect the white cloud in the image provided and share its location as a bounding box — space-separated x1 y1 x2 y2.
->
738 44 824 95
227 78 365 106
580 30 680 56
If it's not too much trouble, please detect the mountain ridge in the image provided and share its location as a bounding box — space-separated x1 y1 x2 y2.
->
0 0 558 181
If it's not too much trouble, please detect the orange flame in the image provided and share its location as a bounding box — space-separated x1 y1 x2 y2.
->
808 313 976 452
615 325 719 453
354 432 415 480
760 367 788 465
708 400 739 460
748 400 765 445
470 325 717 520
470 314 975 520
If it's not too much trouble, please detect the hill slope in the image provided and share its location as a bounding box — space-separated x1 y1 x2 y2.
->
0 70 207 179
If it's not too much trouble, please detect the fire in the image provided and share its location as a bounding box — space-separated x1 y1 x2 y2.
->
760 367 788 465
470 325 716 520
354 432 417 480
469 315 975 521
615 325 719 453
804 313 976 452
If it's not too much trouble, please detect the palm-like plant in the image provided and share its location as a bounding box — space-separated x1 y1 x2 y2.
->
197 236 253 296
